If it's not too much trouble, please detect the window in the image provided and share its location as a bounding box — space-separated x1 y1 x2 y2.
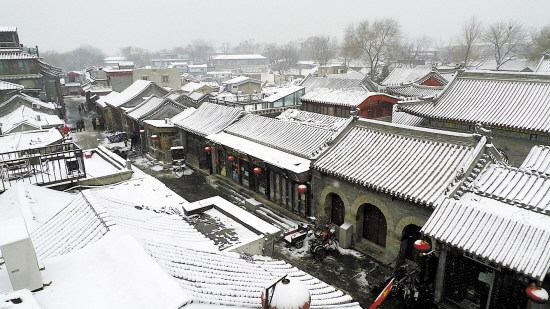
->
367 109 374 118
69 76 76 82
376 108 383 118
307 104 313 112
17 60 30 74
336 108 342 117
161 75 169 83
0 60 9 75
141 76 149 81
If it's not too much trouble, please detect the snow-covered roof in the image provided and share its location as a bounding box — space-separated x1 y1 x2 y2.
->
520 145 550 175
0 93 56 111
0 105 63 133
399 70 550 134
476 58 537 72
262 86 304 103
208 132 312 174
300 75 377 92
0 51 37 60
0 80 24 91
314 119 489 207
17 184 361 309
391 104 426 127
471 160 550 214
126 95 167 121
0 27 16 32
276 109 350 130
0 128 63 153
422 196 550 281
300 88 397 107
174 102 243 137
0 183 75 233
181 82 214 93
224 113 346 159
104 80 162 108
212 54 267 60
34 228 191 309
386 83 444 98
382 66 436 85
143 108 196 128
535 54 550 73
223 76 261 86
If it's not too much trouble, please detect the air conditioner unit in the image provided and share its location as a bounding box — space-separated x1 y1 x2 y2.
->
0 217 43 291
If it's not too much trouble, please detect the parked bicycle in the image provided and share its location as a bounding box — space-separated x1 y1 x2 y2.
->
311 228 339 261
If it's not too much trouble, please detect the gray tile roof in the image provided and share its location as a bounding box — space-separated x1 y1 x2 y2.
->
314 119 486 207
399 70 550 134
520 145 550 175
300 75 374 92
301 88 389 107
224 113 343 159
29 189 362 309
422 197 550 281
386 83 443 98
175 102 243 137
535 54 550 73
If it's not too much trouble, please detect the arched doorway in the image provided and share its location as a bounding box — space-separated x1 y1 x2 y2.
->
363 204 387 248
401 224 422 262
325 193 345 226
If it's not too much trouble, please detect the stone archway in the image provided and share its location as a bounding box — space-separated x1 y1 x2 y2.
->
394 216 426 240
352 195 395 241
319 186 351 220
325 193 345 226
394 217 428 263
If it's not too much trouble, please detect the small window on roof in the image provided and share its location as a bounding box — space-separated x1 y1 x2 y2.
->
162 75 169 83
141 76 149 81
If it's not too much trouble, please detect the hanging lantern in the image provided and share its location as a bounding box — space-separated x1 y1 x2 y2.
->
139 130 145 134
261 278 311 309
413 239 431 253
205 146 212 152
297 184 307 193
526 285 549 304
151 135 158 140
253 167 262 175
228 156 235 162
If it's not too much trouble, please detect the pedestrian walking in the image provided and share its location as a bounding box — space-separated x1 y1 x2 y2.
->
78 105 82 114
130 133 139 150
92 117 97 130
95 117 101 130
81 119 86 131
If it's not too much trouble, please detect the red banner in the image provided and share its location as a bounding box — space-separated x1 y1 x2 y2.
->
369 278 394 309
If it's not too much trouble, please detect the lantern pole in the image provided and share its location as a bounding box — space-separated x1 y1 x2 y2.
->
264 274 288 309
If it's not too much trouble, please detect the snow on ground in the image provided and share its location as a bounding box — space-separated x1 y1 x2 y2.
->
34 228 190 309
81 152 121 178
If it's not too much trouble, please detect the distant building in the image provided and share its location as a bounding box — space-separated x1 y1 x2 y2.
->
210 54 268 74
132 67 181 91
222 76 261 94
64 71 84 95
381 67 447 86
0 27 63 104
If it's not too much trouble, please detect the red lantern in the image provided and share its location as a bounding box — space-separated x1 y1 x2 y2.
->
413 240 431 253
254 167 262 175
526 286 549 304
139 130 145 134
205 146 212 152
151 135 158 140
297 184 307 193
228 156 235 162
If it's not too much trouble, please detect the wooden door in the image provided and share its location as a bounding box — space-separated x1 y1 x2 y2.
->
363 204 387 248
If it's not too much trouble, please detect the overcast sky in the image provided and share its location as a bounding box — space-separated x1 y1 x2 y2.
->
4 0 550 55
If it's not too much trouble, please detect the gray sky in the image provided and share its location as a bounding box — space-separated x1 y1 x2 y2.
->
4 0 550 55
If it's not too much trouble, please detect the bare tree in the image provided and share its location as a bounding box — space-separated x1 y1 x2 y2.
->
262 43 279 65
220 42 231 54
65 45 105 71
456 16 484 66
311 36 338 66
482 20 526 70
120 46 149 67
272 42 298 75
528 24 550 60
343 18 402 77
187 40 215 61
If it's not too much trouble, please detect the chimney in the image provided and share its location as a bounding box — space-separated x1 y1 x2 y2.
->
165 118 171 125
0 217 43 291
36 115 41 121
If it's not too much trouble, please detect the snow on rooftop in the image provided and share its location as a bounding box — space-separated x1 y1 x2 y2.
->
0 129 63 153
0 289 41 309
33 228 191 309
104 80 154 108
0 183 76 233
0 105 63 134
212 54 266 60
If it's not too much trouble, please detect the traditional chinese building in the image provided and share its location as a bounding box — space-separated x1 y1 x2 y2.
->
398 70 550 166
207 110 351 217
311 118 505 263
422 145 550 309
300 88 398 119
381 67 448 87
